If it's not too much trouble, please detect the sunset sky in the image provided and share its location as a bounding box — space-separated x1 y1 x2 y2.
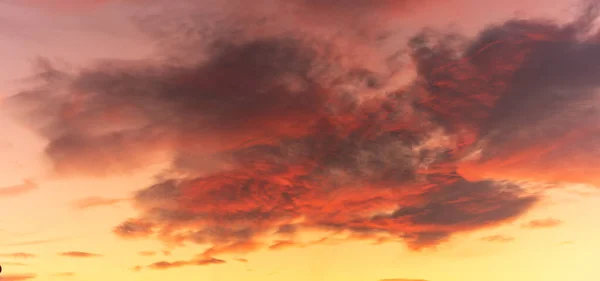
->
1 1 600 281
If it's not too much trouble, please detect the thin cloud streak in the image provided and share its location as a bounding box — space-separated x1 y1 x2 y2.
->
522 218 563 229
2 238 67 246
480 235 515 243
0 252 37 258
0 273 37 281
0 180 37 198
52 272 76 277
70 196 127 209
58 251 102 258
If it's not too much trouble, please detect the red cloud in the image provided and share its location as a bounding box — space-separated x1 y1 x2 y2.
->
7 0 600 259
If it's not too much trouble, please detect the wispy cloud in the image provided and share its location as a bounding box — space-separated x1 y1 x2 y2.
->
58 251 102 258
0 273 37 281
522 218 563 229
70 196 126 209
2 238 66 246
0 252 36 258
52 272 76 277
0 180 37 198
138 251 156 257
480 235 514 243
145 257 226 270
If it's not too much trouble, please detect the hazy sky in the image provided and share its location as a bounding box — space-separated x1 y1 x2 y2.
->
1 1 600 281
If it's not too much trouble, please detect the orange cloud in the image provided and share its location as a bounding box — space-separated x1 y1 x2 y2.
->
0 180 37 198
0 274 37 281
52 272 75 277
138 251 156 256
0 253 37 259
480 235 514 243
268 240 299 251
131 265 143 272
58 251 102 258
146 257 225 270
521 218 563 229
70 196 126 209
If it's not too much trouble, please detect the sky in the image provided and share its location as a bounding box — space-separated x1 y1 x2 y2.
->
1 0 600 281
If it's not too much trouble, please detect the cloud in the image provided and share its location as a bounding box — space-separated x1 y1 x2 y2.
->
146 257 225 270
70 196 126 209
138 251 156 256
268 240 299 251
0 274 37 281
2 238 66 246
521 218 563 229
52 272 75 277
0 180 37 198
131 265 142 272
6 0 600 257
58 251 102 258
480 235 514 243
14 0 120 12
380 279 428 281
0 253 37 259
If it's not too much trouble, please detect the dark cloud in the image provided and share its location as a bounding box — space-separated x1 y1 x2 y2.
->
0 253 36 259
6 0 600 258
480 235 514 243
521 218 563 229
0 274 37 281
58 251 102 258
70 196 126 209
455 16 600 185
0 180 37 198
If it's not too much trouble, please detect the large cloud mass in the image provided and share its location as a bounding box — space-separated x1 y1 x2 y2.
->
5 0 600 260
